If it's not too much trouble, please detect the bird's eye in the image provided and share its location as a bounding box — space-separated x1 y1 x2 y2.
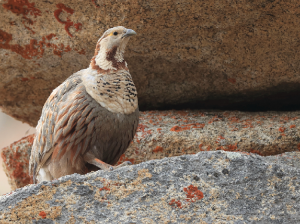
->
113 32 118 36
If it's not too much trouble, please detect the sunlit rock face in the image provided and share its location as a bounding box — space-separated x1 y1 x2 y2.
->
1 0 300 126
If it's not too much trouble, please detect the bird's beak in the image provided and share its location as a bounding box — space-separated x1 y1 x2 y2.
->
122 29 137 38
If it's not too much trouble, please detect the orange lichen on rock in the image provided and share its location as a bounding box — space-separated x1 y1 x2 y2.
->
12 153 30 183
153 146 163 153
137 124 148 132
54 3 82 37
216 145 237 152
199 144 204 151
3 0 41 32
183 185 204 202
0 29 43 59
64 45 72 52
290 125 296 128
169 185 203 209
171 123 205 132
136 123 152 140
38 211 46 219
1 135 34 190
0 29 72 59
208 115 220 124
116 154 135 165
74 23 82 31
221 143 238 152
46 33 56 40
242 119 254 128
0 29 84 59
297 143 300 151
170 125 190 132
227 144 237 151
99 187 110 191
2 0 41 17
279 127 286 133
27 134 35 144
169 199 182 209
1 140 33 187
228 116 240 123
192 123 205 129
53 49 62 57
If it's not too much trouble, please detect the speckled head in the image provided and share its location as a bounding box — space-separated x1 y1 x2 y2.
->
90 26 136 73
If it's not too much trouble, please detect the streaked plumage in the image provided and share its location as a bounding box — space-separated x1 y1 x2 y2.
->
29 26 139 183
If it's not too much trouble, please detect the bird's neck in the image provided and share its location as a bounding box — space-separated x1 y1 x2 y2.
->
90 44 128 74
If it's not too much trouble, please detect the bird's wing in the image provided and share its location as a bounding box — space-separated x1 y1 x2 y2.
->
29 71 97 179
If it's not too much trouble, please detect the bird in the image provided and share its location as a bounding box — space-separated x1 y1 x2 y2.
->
29 26 139 184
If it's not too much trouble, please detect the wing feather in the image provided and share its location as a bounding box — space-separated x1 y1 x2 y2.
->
74 131 87 145
29 71 99 181
76 117 87 131
86 118 95 136
63 111 79 136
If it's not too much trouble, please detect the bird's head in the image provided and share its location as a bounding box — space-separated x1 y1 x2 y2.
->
90 26 136 73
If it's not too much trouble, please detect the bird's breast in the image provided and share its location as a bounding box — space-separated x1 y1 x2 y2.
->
82 69 138 114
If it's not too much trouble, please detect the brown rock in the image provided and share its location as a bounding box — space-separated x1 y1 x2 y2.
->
1 135 34 191
2 110 300 189
122 110 300 164
1 0 300 125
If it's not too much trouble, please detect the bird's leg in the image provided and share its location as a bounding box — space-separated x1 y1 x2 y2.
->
83 151 131 171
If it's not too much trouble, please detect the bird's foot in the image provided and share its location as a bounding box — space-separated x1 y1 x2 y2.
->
110 161 132 170
85 155 132 171
106 161 132 171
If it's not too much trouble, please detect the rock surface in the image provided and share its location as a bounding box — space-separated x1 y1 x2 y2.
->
2 110 300 190
1 0 300 125
1 151 300 223
124 110 300 164
1 135 34 191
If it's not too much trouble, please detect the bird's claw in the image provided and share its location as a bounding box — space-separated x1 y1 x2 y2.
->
105 161 133 171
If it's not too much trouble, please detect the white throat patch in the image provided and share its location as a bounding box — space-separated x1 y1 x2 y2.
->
94 43 116 71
